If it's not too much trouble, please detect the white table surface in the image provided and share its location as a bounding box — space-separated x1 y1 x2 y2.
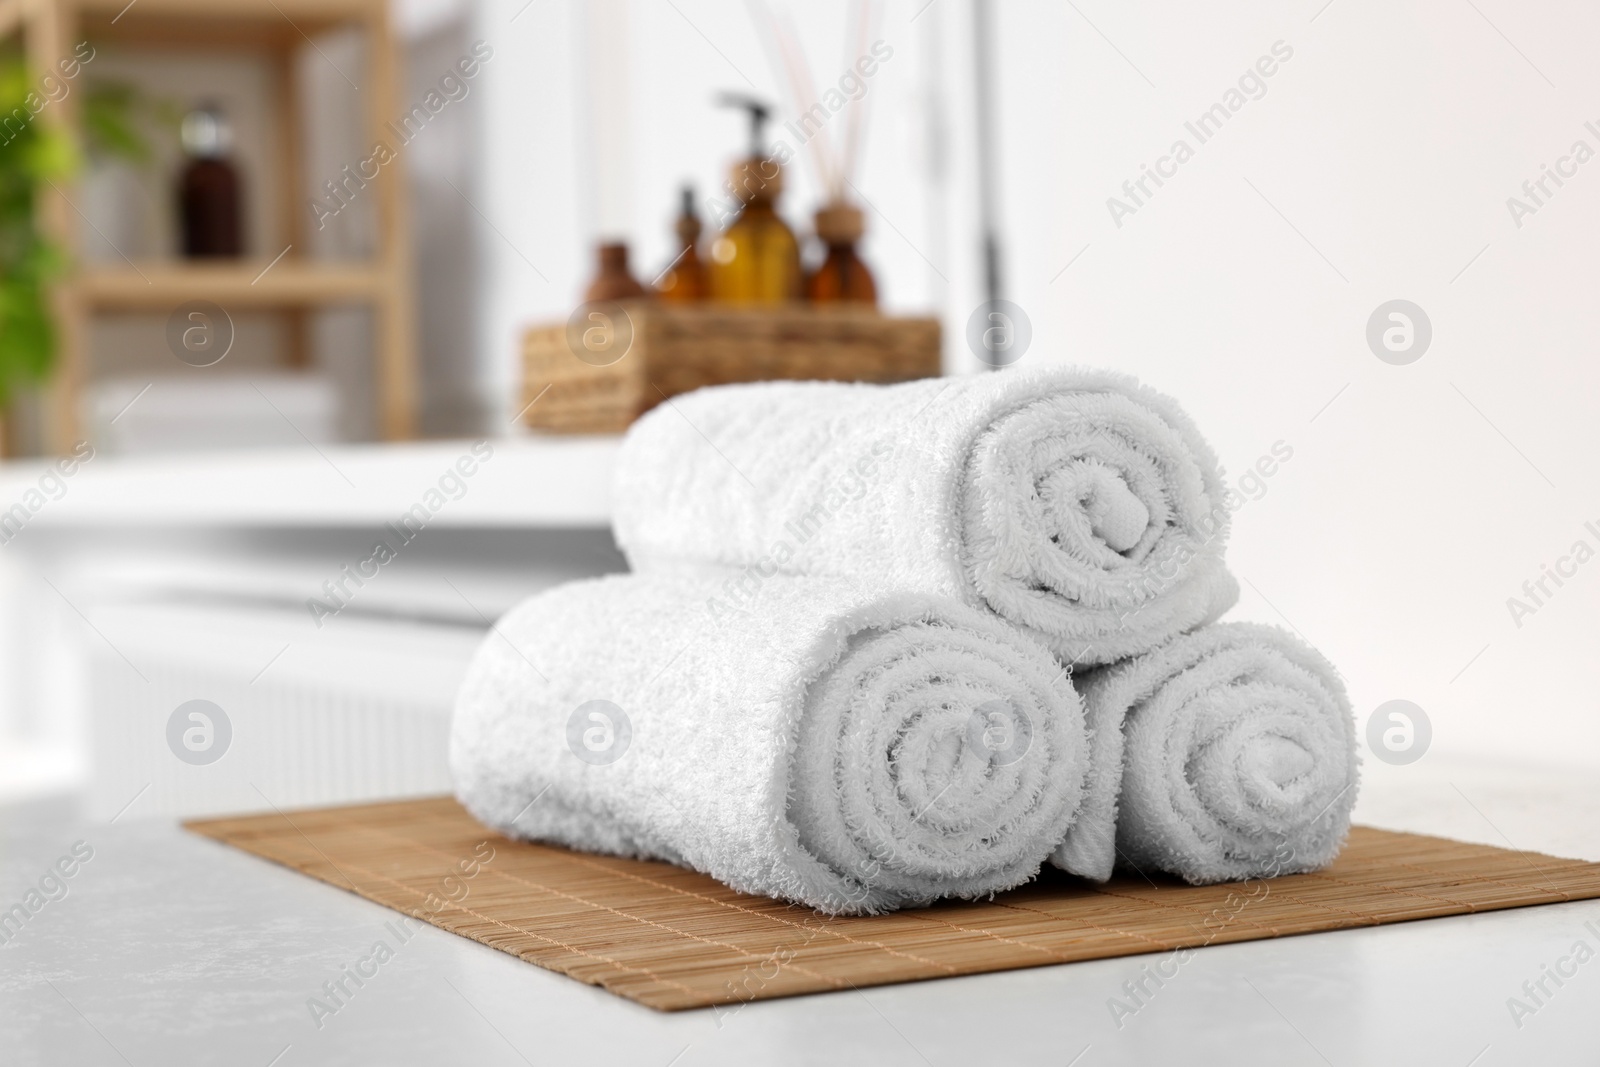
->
3 756 1598 1067
0 436 619 529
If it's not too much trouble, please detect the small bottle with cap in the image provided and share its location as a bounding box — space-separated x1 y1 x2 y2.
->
656 185 707 304
709 94 801 305
583 241 648 303
806 200 876 306
178 103 243 258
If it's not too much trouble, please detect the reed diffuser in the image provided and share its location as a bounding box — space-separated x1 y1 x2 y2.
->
757 0 882 307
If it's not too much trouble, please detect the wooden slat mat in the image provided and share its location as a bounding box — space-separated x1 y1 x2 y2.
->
186 796 1600 1011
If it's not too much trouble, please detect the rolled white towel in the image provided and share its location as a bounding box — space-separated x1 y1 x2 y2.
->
450 571 1088 914
614 367 1237 666
1053 622 1358 884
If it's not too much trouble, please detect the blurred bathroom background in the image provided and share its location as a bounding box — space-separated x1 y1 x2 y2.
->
2 0 1597 817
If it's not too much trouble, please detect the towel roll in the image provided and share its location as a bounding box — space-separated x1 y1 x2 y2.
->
614 367 1237 666
1053 622 1358 884
450 572 1088 914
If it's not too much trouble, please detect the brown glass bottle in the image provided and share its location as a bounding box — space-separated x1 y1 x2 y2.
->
657 186 707 303
806 202 876 306
584 242 648 302
709 157 801 304
708 95 801 304
178 105 243 258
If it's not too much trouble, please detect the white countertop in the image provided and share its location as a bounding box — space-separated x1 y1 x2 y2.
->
3 755 1597 1066
0 436 619 529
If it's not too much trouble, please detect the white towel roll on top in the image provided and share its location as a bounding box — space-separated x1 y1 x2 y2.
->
613 367 1238 666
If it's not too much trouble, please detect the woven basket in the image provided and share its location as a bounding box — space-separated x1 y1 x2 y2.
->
520 303 941 433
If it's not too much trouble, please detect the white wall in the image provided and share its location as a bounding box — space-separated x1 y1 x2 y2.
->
469 0 1600 771
994 0 1600 773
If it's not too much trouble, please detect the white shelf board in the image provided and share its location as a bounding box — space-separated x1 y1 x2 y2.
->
0 434 619 529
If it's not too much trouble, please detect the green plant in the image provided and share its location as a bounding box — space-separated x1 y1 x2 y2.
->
0 66 162 410
0 56 74 408
83 80 155 163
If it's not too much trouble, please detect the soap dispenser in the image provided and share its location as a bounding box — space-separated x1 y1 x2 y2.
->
709 94 801 305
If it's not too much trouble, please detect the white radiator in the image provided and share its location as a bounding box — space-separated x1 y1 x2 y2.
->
0 440 623 814
85 597 486 821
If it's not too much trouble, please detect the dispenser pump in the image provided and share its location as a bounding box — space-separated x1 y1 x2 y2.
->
718 93 771 157
717 93 782 204
708 92 799 302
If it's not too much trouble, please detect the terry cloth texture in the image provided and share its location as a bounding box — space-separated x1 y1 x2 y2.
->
450 571 1089 915
613 367 1238 666
1052 622 1358 884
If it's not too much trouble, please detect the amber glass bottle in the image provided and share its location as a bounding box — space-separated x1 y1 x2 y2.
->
178 105 243 258
657 186 707 303
806 202 876 306
709 157 801 304
584 242 648 302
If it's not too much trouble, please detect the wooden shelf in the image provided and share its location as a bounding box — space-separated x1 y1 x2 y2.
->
77 0 378 40
74 0 378 15
0 0 23 39
10 0 418 450
78 262 389 310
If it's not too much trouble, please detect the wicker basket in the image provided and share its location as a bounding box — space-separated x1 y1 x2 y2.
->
520 303 942 433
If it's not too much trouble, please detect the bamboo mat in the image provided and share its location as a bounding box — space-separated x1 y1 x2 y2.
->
186 796 1600 1012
